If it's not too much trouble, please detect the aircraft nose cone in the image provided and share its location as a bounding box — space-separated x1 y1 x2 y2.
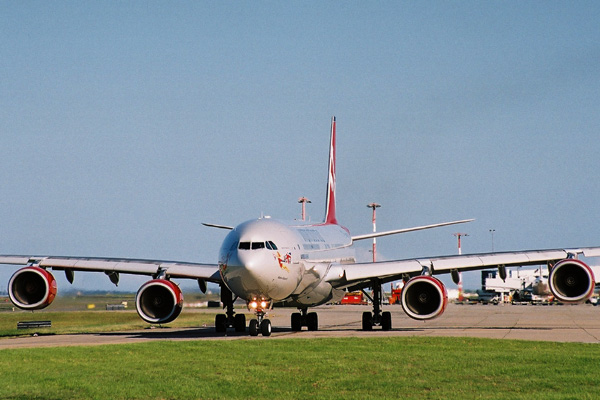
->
236 250 259 270
221 250 268 296
221 249 298 301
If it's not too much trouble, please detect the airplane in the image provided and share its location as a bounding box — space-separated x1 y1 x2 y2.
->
1 117 599 337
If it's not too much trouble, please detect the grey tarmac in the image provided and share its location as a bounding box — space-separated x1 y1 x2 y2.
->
2 303 600 349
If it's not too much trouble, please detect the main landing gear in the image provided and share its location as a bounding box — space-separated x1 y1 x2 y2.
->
290 308 319 331
361 280 392 331
214 286 247 333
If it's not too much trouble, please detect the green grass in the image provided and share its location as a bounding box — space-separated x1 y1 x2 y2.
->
0 293 139 312
0 310 219 337
0 294 222 337
1 337 599 399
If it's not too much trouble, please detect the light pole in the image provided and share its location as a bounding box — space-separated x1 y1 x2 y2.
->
453 232 469 255
453 232 468 302
366 203 381 262
489 229 495 251
298 197 311 221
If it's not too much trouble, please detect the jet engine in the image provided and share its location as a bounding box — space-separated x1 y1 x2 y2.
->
135 279 184 324
8 266 57 310
401 275 448 320
549 259 595 303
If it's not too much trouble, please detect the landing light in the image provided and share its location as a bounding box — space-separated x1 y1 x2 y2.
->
248 299 270 311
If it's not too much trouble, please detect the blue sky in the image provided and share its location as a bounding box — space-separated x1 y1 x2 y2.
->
1 1 599 291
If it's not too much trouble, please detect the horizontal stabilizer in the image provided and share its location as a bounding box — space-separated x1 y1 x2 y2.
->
202 223 234 230
351 219 474 242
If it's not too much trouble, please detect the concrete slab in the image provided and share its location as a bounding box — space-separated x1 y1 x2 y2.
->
2 303 600 349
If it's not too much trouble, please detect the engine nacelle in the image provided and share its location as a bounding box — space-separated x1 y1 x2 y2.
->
549 259 595 303
8 266 57 310
135 279 184 324
401 275 448 320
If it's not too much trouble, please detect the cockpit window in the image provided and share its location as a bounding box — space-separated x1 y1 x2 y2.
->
239 241 278 250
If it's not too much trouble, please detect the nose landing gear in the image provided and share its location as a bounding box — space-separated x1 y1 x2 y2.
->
247 298 272 337
214 288 272 336
248 311 271 337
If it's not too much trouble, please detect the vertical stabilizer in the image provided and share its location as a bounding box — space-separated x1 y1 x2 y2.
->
324 116 338 225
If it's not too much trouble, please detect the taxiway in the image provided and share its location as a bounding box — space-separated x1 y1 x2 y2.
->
1 303 599 349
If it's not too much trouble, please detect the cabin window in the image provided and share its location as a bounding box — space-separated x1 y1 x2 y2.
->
251 242 265 250
238 242 251 250
298 228 325 243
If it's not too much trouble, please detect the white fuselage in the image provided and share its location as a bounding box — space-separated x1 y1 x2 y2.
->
218 217 352 307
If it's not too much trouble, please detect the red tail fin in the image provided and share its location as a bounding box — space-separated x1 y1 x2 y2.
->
324 116 338 225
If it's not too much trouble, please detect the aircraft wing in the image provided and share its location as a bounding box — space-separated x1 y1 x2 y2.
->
0 255 221 282
327 247 600 289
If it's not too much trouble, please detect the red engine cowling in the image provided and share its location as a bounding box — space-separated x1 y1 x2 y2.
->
8 266 57 310
135 279 184 324
549 259 595 303
401 275 448 320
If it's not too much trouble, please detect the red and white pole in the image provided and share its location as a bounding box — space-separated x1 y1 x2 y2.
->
454 232 468 256
367 203 381 262
298 197 311 221
453 233 468 301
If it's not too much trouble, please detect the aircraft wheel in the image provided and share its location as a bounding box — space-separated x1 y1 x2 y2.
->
362 311 373 331
307 312 318 331
215 314 227 333
381 311 392 331
234 313 246 332
260 319 272 336
291 312 302 331
249 319 259 336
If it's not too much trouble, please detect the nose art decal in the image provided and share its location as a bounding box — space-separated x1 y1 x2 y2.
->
219 252 231 273
274 252 291 272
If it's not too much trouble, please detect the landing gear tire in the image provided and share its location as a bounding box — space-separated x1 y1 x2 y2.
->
260 319 272 336
307 312 319 331
234 313 246 333
215 314 227 333
291 313 302 331
381 311 392 331
362 311 373 331
249 319 259 336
